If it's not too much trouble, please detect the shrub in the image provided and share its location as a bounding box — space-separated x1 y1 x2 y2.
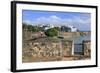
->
45 28 58 37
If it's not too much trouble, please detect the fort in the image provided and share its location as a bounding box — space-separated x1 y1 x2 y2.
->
22 37 91 62
22 26 91 63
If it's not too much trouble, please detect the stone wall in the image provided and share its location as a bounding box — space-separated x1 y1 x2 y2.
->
83 41 91 57
23 29 33 40
22 29 91 62
58 32 80 38
58 32 91 38
22 39 91 62
22 39 73 62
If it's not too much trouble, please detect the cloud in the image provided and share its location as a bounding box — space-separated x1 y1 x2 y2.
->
49 15 61 20
32 15 69 26
72 16 91 25
23 20 32 24
31 15 63 26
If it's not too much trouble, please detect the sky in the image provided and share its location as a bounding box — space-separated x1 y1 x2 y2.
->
22 10 91 31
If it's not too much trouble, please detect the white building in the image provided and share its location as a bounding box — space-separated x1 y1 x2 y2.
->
67 25 77 32
44 24 54 30
70 26 77 32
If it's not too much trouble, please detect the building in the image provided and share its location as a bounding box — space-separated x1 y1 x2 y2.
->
61 25 77 32
69 25 77 32
61 26 71 32
44 24 54 30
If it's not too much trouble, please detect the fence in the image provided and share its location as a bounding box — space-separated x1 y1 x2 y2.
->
74 44 84 55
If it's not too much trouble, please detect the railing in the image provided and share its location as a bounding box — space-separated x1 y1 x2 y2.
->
74 44 84 55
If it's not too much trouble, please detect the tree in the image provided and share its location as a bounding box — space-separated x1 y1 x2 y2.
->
45 28 58 37
22 23 43 32
54 27 60 31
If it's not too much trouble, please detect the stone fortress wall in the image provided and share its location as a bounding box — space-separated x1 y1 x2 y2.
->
22 28 91 62
22 39 91 62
